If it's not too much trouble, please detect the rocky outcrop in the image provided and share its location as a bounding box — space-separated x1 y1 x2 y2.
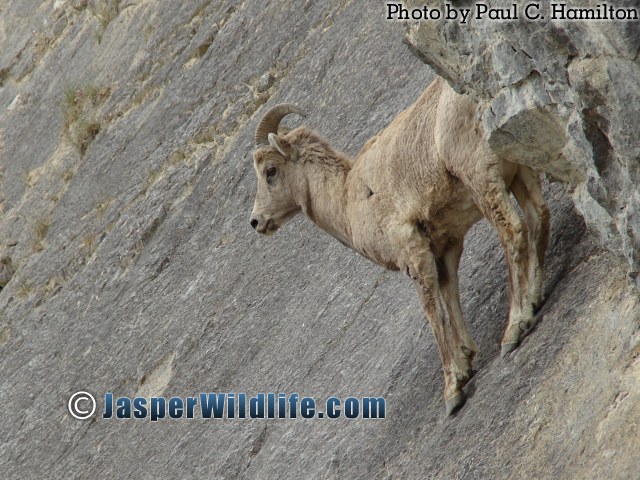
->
404 0 640 283
0 1 638 478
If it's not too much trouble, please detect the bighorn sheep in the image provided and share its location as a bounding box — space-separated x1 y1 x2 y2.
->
249 77 550 415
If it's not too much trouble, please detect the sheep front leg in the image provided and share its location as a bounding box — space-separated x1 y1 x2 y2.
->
439 243 478 368
411 262 472 415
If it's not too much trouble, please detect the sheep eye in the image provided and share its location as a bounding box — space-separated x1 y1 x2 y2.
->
266 166 277 178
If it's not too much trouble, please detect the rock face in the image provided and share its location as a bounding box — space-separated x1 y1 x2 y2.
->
0 1 638 479
404 0 640 281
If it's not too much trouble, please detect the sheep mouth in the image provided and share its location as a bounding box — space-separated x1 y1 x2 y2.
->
259 219 280 235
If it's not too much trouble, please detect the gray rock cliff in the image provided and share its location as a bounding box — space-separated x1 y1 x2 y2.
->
405 0 640 281
0 1 638 478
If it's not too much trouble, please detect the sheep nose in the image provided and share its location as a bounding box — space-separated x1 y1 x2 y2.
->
250 218 259 230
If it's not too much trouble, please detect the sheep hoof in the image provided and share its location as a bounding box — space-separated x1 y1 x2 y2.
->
445 393 466 416
533 302 543 315
501 342 519 357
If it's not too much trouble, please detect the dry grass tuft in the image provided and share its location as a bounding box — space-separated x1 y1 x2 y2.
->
32 218 51 252
83 232 98 255
16 280 33 298
61 83 110 154
88 0 121 31
43 273 65 297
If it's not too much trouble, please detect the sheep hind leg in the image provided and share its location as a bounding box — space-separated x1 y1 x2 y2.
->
478 181 533 357
410 258 471 415
510 166 550 312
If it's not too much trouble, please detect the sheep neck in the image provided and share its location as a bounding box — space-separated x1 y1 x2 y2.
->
294 146 353 247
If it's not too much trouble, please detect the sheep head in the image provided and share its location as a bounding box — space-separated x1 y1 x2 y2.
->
250 104 305 235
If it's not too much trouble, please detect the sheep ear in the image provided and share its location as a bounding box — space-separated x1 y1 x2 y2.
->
268 133 287 156
268 133 298 161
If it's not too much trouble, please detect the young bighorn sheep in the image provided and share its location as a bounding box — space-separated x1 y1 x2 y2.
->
249 77 550 415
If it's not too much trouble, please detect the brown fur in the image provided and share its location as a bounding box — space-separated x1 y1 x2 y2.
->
250 77 550 414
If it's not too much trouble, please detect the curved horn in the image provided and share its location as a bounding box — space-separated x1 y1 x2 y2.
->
255 103 305 146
